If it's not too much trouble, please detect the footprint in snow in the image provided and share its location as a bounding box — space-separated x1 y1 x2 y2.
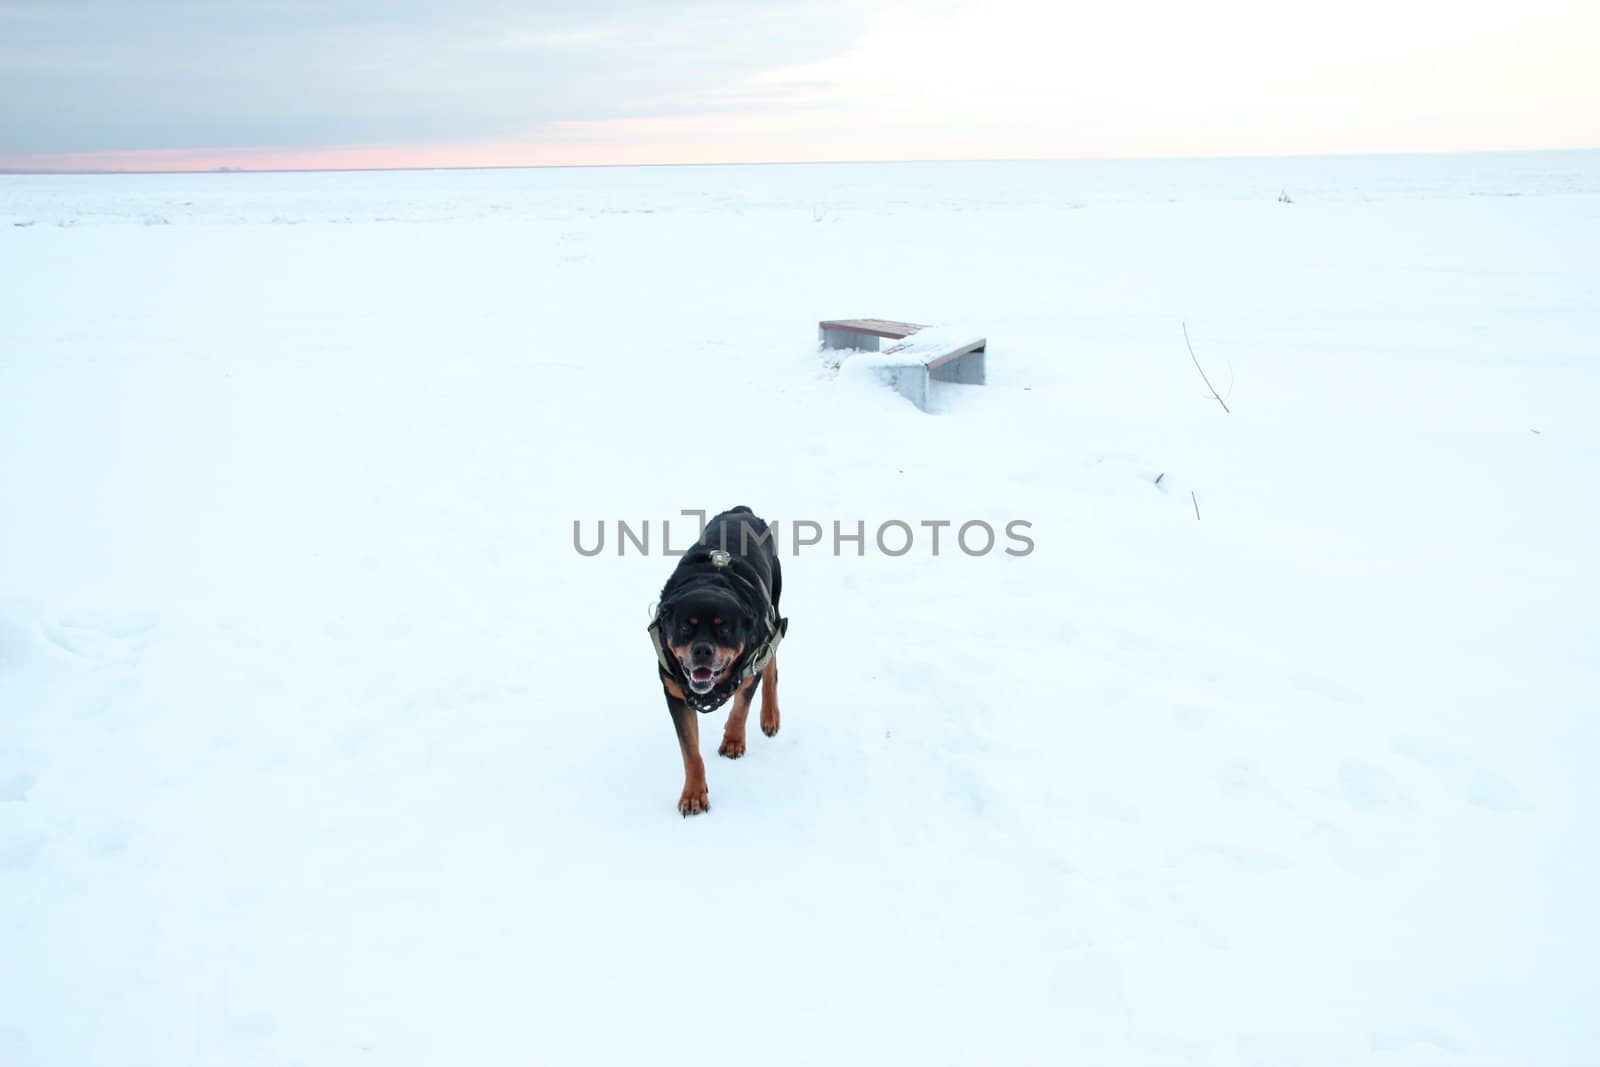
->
1337 760 1410 812
0 774 36 803
39 613 158 662
0 836 44 873
1391 736 1524 811
1462 770 1523 811
1218 759 1273 800
0 621 37 669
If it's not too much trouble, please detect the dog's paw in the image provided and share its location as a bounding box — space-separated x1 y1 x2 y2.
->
678 783 710 816
760 709 780 737
718 734 746 759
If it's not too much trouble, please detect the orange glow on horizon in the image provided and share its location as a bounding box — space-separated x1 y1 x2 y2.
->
4 116 1595 174
0 135 1215 175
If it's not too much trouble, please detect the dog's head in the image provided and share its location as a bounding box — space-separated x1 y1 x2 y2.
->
659 585 753 696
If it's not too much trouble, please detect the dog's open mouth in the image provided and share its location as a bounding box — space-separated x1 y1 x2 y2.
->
686 666 718 694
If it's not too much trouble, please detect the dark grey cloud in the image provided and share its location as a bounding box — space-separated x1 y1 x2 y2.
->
0 0 869 153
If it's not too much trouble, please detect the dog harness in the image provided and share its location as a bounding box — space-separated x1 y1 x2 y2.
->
647 548 789 712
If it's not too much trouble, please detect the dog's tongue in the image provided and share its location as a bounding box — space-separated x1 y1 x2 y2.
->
691 667 714 683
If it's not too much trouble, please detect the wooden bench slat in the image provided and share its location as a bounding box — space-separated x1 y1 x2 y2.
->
882 336 986 370
818 318 926 340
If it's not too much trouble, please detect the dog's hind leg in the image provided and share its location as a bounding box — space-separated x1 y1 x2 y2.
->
719 677 758 759
759 657 780 737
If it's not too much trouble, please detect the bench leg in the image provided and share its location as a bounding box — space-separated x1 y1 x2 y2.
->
820 326 880 352
929 347 986 385
886 367 930 411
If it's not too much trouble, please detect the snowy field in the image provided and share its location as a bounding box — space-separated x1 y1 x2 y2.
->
2 151 1598 1066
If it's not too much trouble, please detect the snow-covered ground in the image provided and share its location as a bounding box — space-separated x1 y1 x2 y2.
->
2 152 1597 1066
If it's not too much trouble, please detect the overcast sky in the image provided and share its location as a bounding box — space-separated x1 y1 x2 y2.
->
2 0 1597 170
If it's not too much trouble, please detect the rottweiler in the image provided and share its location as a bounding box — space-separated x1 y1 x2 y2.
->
648 506 788 816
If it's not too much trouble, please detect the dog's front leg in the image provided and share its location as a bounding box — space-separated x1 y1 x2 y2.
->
719 677 759 759
664 686 709 816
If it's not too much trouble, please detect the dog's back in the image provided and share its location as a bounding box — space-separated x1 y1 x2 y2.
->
689 506 782 611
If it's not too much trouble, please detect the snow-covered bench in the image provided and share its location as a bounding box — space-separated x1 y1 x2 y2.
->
819 318 987 412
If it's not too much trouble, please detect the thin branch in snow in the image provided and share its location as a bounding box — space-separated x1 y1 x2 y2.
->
1192 491 1201 520
1183 322 1231 414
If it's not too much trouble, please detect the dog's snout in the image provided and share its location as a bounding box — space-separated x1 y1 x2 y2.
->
691 641 714 661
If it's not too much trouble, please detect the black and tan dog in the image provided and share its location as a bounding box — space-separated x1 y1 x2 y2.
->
648 506 788 816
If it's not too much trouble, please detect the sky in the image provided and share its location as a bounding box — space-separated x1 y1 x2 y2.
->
1 0 1597 172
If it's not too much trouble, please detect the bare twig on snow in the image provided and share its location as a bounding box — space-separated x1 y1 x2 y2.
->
1183 321 1231 414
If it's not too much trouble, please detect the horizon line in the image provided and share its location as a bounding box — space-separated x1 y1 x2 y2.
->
3 144 1596 178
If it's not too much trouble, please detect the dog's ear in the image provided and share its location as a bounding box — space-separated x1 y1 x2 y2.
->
658 596 694 637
